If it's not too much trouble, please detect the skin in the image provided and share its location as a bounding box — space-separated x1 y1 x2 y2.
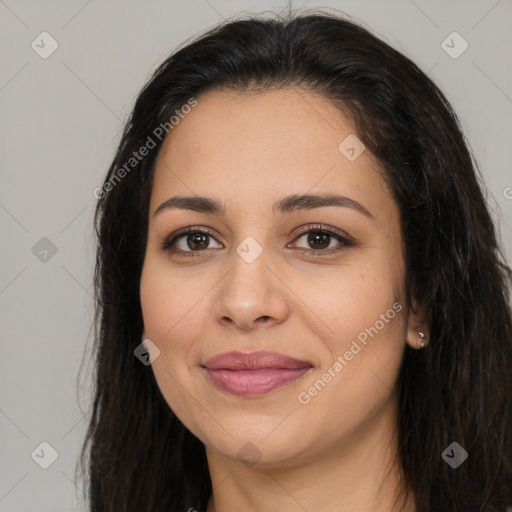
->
139 87 428 512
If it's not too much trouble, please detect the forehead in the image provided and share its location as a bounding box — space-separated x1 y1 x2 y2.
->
150 87 391 219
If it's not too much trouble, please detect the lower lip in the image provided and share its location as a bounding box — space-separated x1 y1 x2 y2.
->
203 367 312 397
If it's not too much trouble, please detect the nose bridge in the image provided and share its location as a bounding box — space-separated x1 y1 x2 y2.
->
227 235 272 306
213 234 289 329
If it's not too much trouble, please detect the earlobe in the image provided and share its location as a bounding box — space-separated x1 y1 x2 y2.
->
415 331 428 349
406 299 429 350
406 329 429 350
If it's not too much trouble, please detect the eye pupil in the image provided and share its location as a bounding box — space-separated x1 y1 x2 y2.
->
188 232 209 250
308 231 329 249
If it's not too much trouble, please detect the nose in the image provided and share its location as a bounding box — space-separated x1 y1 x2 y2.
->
212 246 291 332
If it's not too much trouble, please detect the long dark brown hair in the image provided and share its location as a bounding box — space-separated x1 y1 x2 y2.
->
76 8 512 512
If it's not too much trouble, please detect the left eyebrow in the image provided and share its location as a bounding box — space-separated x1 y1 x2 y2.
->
273 193 375 220
154 193 375 221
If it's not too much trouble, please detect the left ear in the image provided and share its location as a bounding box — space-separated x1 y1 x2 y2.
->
405 298 430 350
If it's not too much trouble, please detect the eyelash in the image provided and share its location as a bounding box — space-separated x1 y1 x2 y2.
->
161 224 354 258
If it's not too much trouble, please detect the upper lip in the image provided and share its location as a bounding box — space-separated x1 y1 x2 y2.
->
202 351 312 370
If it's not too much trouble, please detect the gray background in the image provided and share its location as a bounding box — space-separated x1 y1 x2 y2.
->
1 1 511 510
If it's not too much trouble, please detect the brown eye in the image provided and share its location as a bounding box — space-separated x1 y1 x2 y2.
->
291 225 353 254
305 231 331 250
162 228 223 255
185 232 210 251
162 224 353 258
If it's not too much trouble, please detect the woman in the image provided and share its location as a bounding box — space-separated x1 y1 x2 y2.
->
78 9 512 512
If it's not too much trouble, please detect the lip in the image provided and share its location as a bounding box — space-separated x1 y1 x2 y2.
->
201 351 313 397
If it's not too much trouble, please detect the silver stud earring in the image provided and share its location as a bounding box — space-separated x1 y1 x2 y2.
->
418 331 427 348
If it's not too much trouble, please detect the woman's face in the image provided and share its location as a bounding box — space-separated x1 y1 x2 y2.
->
140 87 422 468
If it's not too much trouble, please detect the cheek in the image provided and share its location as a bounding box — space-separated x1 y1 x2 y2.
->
139 277 191 426
139 260 215 420
294 290 405 448
299 257 404 353
294 256 406 413
140 258 210 342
